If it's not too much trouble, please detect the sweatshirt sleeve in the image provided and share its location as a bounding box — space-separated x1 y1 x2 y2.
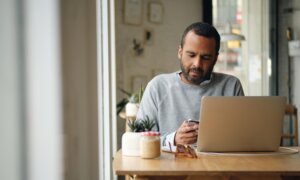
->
161 131 177 152
137 77 178 152
136 79 159 130
235 79 245 96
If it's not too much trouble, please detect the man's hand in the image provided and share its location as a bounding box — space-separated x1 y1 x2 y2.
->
175 120 199 145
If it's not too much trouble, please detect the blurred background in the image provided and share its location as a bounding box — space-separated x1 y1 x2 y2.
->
1 0 300 180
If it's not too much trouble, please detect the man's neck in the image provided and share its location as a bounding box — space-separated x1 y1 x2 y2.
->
179 72 212 86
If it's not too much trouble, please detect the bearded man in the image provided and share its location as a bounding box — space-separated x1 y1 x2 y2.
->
136 22 244 151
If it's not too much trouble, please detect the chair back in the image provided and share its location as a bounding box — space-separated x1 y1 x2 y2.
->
282 104 298 146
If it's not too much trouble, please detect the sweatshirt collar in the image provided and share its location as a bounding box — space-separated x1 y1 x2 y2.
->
176 71 213 86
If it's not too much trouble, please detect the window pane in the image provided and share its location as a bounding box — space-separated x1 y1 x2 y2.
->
213 0 269 96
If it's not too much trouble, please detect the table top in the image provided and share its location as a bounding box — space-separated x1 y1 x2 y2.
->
113 148 300 176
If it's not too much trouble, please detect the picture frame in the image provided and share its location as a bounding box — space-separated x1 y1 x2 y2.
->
124 0 143 25
148 2 163 23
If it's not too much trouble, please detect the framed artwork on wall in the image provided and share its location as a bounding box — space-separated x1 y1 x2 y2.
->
124 0 143 25
148 2 163 23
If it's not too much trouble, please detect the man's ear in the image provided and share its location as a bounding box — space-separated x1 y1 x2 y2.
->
178 46 183 59
213 53 219 65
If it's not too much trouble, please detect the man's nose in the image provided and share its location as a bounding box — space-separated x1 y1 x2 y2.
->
192 58 202 68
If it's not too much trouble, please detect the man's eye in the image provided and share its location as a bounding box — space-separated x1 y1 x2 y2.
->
188 54 196 58
202 56 212 61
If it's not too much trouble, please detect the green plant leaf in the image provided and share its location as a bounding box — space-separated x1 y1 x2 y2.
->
140 116 156 132
127 120 144 132
117 98 128 114
138 85 145 104
118 87 132 97
116 85 145 115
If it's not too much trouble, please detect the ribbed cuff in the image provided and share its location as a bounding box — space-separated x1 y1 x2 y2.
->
161 131 177 152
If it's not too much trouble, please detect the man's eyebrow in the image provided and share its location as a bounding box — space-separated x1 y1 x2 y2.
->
185 50 196 54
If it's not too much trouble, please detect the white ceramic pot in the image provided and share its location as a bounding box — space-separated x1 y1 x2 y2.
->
125 103 139 117
122 132 141 156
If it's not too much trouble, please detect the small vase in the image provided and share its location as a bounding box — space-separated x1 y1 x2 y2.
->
125 103 139 117
122 132 141 156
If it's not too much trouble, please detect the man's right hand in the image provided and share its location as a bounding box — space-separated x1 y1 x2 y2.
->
174 120 199 145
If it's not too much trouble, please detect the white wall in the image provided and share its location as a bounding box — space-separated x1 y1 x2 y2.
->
115 0 203 148
116 0 203 92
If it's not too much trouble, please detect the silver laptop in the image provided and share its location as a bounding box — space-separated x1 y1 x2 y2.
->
197 96 286 152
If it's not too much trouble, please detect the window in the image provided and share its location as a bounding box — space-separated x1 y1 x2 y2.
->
212 0 270 95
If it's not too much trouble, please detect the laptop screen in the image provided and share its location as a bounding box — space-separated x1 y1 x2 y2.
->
197 96 286 152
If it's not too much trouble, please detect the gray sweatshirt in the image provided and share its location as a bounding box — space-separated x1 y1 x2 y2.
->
136 71 244 151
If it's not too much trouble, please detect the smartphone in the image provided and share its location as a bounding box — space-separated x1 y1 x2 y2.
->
186 119 199 134
186 119 199 124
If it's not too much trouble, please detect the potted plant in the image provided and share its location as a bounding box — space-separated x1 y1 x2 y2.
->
117 85 144 118
122 116 156 156
125 94 140 118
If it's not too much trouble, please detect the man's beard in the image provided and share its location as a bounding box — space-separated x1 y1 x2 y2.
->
180 60 214 85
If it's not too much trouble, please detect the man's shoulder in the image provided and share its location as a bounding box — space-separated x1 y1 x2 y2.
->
150 72 177 84
213 72 240 81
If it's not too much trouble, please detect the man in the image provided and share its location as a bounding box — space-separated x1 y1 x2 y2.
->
136 22 244 151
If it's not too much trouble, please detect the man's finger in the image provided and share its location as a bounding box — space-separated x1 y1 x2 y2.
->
181 131 198 138
179 125 198 133
177 136 197 145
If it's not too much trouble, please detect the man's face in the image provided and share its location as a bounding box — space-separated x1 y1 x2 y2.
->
178 31 218 85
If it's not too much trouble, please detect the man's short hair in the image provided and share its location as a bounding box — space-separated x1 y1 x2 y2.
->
180 22 220 53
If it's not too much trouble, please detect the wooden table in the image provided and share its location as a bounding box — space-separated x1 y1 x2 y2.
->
113 148 300 180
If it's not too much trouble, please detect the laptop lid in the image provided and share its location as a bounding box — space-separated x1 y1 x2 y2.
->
197 96 286 152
